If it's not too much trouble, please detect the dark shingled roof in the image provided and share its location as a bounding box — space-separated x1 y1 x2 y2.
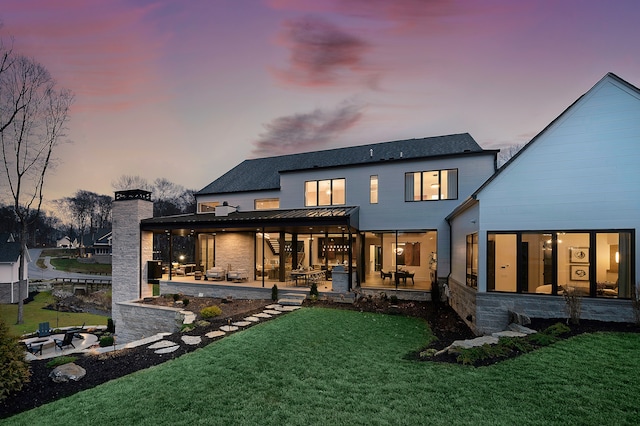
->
0 240 20 263
198 133 486 195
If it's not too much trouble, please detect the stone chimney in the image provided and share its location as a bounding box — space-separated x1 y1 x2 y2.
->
111 189 153 342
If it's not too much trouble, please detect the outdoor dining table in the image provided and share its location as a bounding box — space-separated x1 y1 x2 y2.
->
290 270 325 286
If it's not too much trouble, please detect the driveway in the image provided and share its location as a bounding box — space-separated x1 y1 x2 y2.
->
28 248 111 281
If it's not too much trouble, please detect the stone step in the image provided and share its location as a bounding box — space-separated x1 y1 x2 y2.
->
281 292 306 299
278 298 304 306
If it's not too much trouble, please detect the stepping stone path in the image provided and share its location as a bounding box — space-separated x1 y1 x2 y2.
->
143 304 299 356
155 345 180 354
181 336 202 345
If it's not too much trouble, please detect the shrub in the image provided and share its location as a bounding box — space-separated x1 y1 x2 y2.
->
46 356 77 369
499 336 534 353
99 335 115 347
182 298 190 307
310 282 319 298
527 332 558 347
431 281 441 306
271 284 278 301
106 317 115 333
172 293 180 302
0 319 31 402
200 305 223 319
542 322 571 337
455 343 512 366
390 295 399 304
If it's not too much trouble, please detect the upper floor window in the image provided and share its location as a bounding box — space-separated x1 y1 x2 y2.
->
404 169 458 201
198 201 220 213
305 178 345 206
255 198 279 210
370 175 378 204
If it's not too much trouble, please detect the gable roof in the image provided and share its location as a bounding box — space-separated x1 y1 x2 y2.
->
447 72 640 221
198 133 492 195
0 240 20 263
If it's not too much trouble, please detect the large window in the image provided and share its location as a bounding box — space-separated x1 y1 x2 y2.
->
404 169 458 201
254 198 279 210
305 178 345 206
370 175 378 204
487 230 633 298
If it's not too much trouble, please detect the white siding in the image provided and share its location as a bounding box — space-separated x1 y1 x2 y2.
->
476 75 640 291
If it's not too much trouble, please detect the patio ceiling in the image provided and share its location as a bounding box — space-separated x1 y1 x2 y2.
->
140 206 360 235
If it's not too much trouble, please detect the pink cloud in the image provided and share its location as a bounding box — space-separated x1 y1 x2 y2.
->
1 0 167 113
268 0 465 33
273 15 372 87
252 101 363 157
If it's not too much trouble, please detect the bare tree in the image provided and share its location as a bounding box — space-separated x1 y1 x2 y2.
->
111 174 151 192
0 47 73 324
497 142 525 168
60 190 95 251
58 190 113 250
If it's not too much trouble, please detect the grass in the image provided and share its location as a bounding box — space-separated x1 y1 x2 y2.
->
6 308 640 425
48 258 111 274
0 292 109 337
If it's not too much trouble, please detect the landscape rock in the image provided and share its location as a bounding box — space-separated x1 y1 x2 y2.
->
49 363 86 383
508 310 531 326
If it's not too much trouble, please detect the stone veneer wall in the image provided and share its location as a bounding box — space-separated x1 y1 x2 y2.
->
448 278 477 333
449 277 636 335
115 301 184 343
215 233 254 275
0 281 27 304
111 197 153 342
160 281 273 300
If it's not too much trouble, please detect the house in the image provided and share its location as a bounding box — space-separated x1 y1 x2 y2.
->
56 236 78 248
0 233 29 304
447 73 640 333
138 133 498 293
85 229 112 264
112 72 640 341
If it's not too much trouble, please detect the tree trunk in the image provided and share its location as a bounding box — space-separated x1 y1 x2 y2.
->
16 223 28 324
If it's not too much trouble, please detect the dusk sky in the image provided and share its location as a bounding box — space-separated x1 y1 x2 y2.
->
3 0 640 205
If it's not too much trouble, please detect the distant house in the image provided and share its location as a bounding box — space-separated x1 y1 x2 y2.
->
56 236 78 248
86 229 112 264
0 233 30 304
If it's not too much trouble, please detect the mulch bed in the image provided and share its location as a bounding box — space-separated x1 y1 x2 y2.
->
2 296 638 419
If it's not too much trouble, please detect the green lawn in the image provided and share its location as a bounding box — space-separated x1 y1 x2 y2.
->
6 308 640 425
0 292 109 337
48 258 111 274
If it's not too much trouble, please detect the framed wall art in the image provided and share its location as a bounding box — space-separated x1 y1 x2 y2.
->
570 265 589 281
569 247 589 263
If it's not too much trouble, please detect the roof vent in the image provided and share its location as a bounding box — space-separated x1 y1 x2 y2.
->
370 148 373 158
400 151 403 158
